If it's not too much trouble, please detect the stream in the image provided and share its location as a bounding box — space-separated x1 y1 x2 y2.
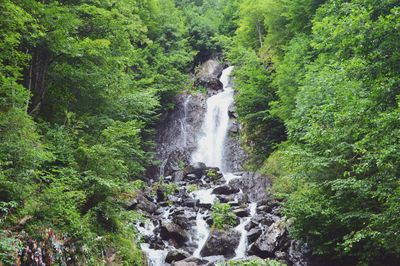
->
134 64 309 266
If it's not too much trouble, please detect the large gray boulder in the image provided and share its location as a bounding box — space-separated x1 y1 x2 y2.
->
165 248 191 264
160 221 190 246
229 172 272 202
126 191 157 214
200 229 241 258
249 220 288 258
195 59 224 93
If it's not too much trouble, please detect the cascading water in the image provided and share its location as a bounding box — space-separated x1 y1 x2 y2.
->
136 66 268 265
191 66 234 171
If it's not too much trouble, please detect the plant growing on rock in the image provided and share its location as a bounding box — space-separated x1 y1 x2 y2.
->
187 184 199 193
211 202 237 229
221 258 286 266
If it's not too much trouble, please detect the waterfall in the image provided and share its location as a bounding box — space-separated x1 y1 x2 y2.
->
191 66 234 171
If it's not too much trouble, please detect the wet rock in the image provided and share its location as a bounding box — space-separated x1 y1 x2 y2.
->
288 240 310 266
149 237 166 250
185 173 198 181
228 120 239 133
183 199 199 208
127 191 157 214
200 229 241 258
160 221 189 246
184 162 207 176
216 194 235 203
172 256 209 266
153 93 205 179
229 172 271 202
172 171 185 182
166 248 191 263
247 227 262 243
249 220 288 258
212 185 240 195
198 203 212 209
172 215 193 230
233 208 250 218
195 59 224 92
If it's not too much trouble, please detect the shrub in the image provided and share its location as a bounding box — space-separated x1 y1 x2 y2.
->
211 202 236 229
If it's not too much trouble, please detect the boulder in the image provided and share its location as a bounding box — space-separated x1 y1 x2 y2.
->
127 191 157 214
200 229 241 258
172 170 185 182
172 257 209 266
212 185 240 195
166 248 191 263
195 59 224 92
216 194 235 203
249 220 288 258
229 172 271 202
233 208 250 218
172 215 193 230
160 221 189 246
247 227 262 243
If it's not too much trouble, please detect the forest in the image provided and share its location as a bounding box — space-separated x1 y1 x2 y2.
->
0 0 399 265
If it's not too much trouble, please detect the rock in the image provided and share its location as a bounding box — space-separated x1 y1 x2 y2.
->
249 220 288 258
160 221 189 246
183 199 199 208
172 257 209 266
185 173 198 181
228 120 239 133
127 191 157 214
229 172 271 202
172 171 185 182
184 162 207 176
233 208 250 218
228 103 238 118
172 215 193 230
153 93 205 179
212 185 240 195
195 59 224 92
216 194 235 203
247 227 262 243
166 248 191 263
199 203 212 209
288 240 310 266
200 229 241 258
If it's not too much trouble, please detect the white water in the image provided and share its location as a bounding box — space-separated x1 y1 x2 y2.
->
234 203 257 259
136 222 168 266
190 67 236 257
193 210 210 257
191 66 235 171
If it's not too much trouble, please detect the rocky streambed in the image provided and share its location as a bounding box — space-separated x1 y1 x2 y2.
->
131 61 309 265
132 163 309 265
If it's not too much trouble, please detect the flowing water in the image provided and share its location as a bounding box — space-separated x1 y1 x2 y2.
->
191 66 234 171
137 66 262 265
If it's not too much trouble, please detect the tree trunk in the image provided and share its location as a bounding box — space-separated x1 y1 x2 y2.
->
24 47 51 115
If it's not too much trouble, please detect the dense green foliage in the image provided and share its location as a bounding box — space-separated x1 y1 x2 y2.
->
228 0 400 265
211 202 237 230
1 0 399 265
221 258 285 266
0 0 199 264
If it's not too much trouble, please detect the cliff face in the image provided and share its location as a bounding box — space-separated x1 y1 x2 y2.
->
150 60 247 180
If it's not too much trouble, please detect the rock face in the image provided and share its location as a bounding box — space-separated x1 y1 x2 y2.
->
200 229 241 258
195 59 224 94
151 93 206 178
229 172 272 202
